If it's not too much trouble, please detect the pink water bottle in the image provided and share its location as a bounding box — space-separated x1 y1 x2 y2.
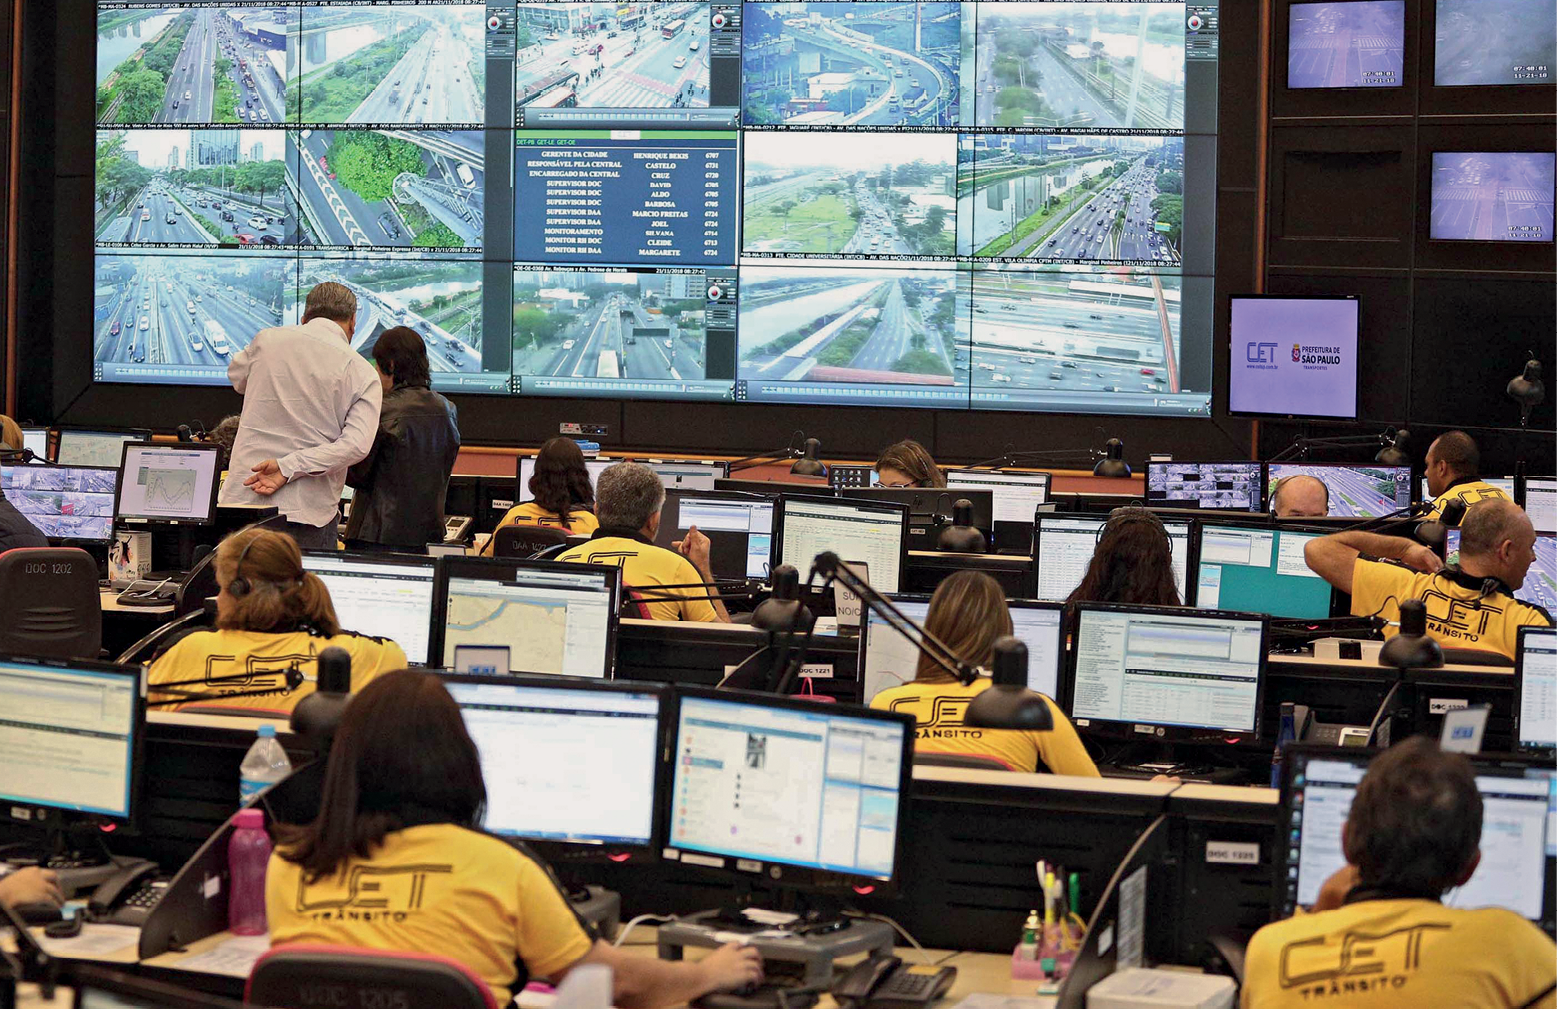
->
228 808 272 935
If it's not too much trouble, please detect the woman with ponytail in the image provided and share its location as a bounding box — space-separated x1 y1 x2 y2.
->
147 527 407 715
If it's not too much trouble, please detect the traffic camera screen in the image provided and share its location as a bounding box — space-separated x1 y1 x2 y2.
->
93 0 1220 417
1430 153 1555 243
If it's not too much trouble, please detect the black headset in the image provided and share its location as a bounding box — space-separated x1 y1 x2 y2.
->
1097 506 1172 554
227 536 304 598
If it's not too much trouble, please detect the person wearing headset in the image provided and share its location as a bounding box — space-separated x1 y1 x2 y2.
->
1242 737 1556 1009
484 437 601 554
267 671 762 1008
146 528 407 714
875 440 946 489
1421 431 1512 523
871 571 1099 776
1304 498 1550 660
1065 507 1181 607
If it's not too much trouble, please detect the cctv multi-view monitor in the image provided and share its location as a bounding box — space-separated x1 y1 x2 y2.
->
88 0 1221 419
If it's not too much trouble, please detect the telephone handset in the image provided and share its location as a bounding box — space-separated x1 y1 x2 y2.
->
831 955 957 1009
88 859 165 927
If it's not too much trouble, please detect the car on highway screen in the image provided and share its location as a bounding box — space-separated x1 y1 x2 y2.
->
92 0 1222 416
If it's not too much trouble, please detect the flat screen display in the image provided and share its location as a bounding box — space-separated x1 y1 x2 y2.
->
1430 153 1555 243
90 0 1221 419
1288 2 1405 89
1228 296 1359 419
1434 0 1555 87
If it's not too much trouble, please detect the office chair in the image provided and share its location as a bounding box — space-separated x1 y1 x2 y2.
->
0 547 102 659
247 944 498 1009
533 536 589 561
912 752 1013 772
1440 647 1515 668
492 524 570 558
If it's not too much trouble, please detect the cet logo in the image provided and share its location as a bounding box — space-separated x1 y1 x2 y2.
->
1246 342 1279 363
1292 343 1302 363
1278 922 1449 992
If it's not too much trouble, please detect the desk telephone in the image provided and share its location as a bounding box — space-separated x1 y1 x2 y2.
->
832 956 957 1009
88 859 167 927
1286 704 1371 748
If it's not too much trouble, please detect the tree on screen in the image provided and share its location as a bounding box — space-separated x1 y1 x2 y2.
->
115 70 166 123
328 133 428 203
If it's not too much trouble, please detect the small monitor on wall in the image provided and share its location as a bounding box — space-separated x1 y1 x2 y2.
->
1429 153 1555 243
1228 295 1359 419
1433 0 1555 87
1288 1 1405 89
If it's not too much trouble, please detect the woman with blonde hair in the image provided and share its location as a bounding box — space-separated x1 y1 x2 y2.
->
870 571 1097 775
147 527 406 714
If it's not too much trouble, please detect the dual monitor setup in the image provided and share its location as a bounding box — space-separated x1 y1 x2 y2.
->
3 428 223 542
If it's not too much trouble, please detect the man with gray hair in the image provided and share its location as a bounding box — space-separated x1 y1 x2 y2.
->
557 461 730 622
1305 498 1549 659
219 281 383 550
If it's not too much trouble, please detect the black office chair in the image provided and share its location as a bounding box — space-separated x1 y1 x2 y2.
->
533 536 590 561
1440 647 1514 668
247 945 498 1009
0 547 103 659
492 524 569 558
912 752 1013 772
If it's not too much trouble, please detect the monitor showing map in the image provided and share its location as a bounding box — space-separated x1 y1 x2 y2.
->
430 557 619 677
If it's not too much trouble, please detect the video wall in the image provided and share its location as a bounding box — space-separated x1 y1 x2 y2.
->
93 0 1221 415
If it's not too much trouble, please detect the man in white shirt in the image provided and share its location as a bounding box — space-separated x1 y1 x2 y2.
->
219 282 382 551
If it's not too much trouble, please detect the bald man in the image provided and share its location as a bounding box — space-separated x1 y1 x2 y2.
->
1306 499 1550 659
1422 430 1511 523
1271 474 1329 518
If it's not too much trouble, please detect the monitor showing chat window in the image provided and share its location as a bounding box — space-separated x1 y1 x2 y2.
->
113 443 220 525
301 552 437 666
1196 524 1334 620
1228 296 1359 419
657 489 774 581
861 596 1065 704
1033 513 1194 604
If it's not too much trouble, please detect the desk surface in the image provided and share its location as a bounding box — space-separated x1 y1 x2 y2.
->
100 586 176 615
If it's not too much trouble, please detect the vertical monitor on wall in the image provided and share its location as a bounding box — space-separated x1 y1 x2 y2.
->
1287 1 1406 89
1228 296 1359 419
85 0 1224 422
1429 153 1555 243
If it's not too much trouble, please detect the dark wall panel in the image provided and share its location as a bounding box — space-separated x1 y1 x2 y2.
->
1268 127 1415 269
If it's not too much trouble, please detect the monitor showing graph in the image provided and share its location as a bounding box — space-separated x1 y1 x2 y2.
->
113 443 220 525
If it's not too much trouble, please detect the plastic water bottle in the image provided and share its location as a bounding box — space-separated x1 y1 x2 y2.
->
239 724 291 805
227 807 272 936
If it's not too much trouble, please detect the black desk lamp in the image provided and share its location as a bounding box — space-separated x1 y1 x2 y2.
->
790 437 827 477
1379 599 1443 670
936 498 987 553
750 564 813 632
1508 357 1545 426
291 646 353 750
1092 438 1131 478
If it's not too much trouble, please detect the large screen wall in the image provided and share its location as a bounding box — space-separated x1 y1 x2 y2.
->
92 0 1220 416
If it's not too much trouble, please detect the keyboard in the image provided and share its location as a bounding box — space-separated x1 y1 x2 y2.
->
1102 762 1220 781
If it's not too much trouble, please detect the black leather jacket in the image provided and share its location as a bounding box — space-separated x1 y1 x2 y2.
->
344 384 460 547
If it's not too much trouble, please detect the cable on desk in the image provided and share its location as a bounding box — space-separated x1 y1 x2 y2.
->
841 911 932 966
613 913 679 948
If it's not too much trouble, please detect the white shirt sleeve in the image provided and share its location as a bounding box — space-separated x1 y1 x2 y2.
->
228 335 257 394
276 366 383 480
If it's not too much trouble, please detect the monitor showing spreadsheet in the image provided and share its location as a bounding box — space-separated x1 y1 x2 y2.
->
668 690 913 885
1033 513 1194 604
1069 604 1267 738
445 676 664 852
1280 749 1557 934
517 457 613 503
0 657 142 822
1145 461 1265 511
1196 524 1333 619
777 495 909 595
1525 478 1555 535
54 429 150 468
301 552 437 666
1268 463 1412 519
657 489 774 580
432 558 619 677
861 596 1065 704
113 443 220 526
1516 627 1556 752
943 470 1051 526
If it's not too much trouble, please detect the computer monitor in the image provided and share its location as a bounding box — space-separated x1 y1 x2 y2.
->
0 656 143 824
643 460 728 491
1145 461 1265 512
1515 627 1557 753
1068 604 1268 740
667 688 915 887
1228 295 1359 420
1415 474 1517 506
431 557 619 677
443 675 666 857
301 552 437 667
516 456 614 503
1287 0 1405 89
0 465 117 541
54 428 152 468
840 487 995 551
944 469 1052 549
1524 477 1556 535
1279 747 1557 935
1519 534 1557 615
1195 523 1335 620
777 494 910 595
716 477 836 498
656 489 775 581
1267 462 1412 519
113 443 221 526
1032 513 1195 605
860 596 1065 704
19 426 47 463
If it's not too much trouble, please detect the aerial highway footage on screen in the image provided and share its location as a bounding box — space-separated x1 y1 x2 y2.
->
1287 2 1404 89
92 0 1221 416
1430 153 1555 243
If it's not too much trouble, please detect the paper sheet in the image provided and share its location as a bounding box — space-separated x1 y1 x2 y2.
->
36 923 141 959
949 995 1057 1009
168 933 272 977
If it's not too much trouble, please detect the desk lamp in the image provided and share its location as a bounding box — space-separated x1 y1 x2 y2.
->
790 437 827 477
1092 438 1131 478
750 564 813 633
1379 599 1443 670
936 498 987 553
290 646 353 750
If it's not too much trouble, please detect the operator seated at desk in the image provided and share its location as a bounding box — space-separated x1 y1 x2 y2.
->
267 670 762 1008
147 527 407 714
1304 498 1550 660
557 462 730 623
1270 474 1329 519
1066 508 1182 608
1243 737 1556 1009
1422 430 1512 523
875 439 946 489
484 436 600 554
872 571 1098 776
